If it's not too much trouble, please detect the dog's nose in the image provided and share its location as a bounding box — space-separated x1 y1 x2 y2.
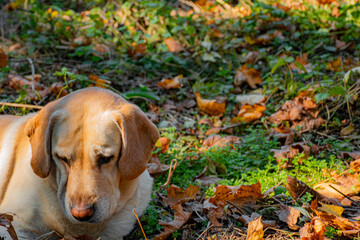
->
70 204 95 221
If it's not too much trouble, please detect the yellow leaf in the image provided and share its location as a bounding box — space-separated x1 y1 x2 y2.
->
319 203 344 217
51 10 59 18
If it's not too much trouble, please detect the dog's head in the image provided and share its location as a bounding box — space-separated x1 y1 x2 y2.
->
24 88 159 223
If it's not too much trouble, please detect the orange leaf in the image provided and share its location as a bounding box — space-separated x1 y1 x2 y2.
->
154 204 192 240
164 38 183 53
201 135 241 149
0 49 8 68
88 75 110 88
246 217 264 240
236 103 266 123
209 182 262 209
51 82 68 97
157 75 182 90
163 185 200 206
196 93 226 116
235 65 262 89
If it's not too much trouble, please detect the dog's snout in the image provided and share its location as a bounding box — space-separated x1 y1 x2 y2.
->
70 204 95 222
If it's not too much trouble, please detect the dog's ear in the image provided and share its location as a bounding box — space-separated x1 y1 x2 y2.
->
24 101 60 178
115 103 159 181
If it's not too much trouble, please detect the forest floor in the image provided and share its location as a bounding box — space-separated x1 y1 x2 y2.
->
1 0 360 239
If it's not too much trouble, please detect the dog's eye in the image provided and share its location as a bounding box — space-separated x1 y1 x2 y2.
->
56 154 69 165
98 155 113 166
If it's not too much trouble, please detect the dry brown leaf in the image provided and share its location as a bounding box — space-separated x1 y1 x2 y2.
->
201 135 241 149
88 75 110 88
350 159 360 172
315 211 360 231
246 216 264 240
6 74 46 91
234 65 262 89
71 36 91 47
92 43 110 57
0 49 8 68
209 182 262 209
276 205 301 230
157 75 182 90
195 176 222 187
238 212 277 228
196 93 226 116
163 185 200 206
127 42 147 58
289 53 313 73
236 103 266 123
154 204 192 240
299 217 327 240
164 38 183 53
326 57 355 72
340 124 355 136
147 157 169 176
51 82 68 97
286 175 339 205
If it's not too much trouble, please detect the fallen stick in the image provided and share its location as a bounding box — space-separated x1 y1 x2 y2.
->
0 102 43 110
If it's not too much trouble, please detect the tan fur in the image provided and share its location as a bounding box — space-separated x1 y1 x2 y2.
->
0 88 159 239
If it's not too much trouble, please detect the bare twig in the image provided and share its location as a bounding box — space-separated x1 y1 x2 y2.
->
162 159 178 188
0 102 43 110
328 184 360 206
133 209 147 240
26 57 35 93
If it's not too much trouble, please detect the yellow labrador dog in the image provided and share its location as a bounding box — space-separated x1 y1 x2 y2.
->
0 88 159 239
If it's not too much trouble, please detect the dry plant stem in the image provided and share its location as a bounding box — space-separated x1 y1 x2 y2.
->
196 224 213 240
0 102 43 110
162 159 178 188
132 209 147 240
328 184 360 206
26 57 36 93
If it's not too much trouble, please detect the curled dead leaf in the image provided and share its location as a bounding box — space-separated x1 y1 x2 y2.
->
196 93 226 116
246 216 264 240
276 205 301 230
299 217 326 240
154 204 192 240
163 185 200 206
164 38 184 53
0 49 8 68
234 65 262 89
201 135 241 150
235 103 266 123
158 75 182 90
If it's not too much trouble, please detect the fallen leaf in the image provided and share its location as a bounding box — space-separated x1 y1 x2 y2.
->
315 211 360 231
154 204 192 240
234 65 262 89
289 53 313 73
157 137 171 153
51 83 68 97
209 182 262 209
276 205 301 230
235 94 265 105
0 49 8 68
238 212 277 228
88 75 110 88
163 185 200 206
147 157 169 176
196 93 226 116
127 42 147 58
236 103 266 123
158 75 182 90
6 74 46 91
319 203 344 217
286 175 339 205
164 38 183 53
92 43 110 57
195 176 222 187
299 217 326 240
201 135 241 149
71 36 91 47
246 216 264 240
340 124 355 136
